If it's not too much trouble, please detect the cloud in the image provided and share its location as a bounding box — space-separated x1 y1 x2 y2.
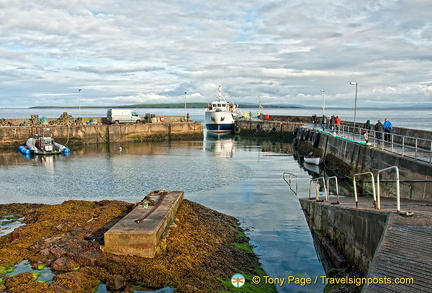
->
0 0 431 108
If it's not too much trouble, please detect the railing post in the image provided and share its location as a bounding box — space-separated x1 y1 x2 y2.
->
377 166 400 212
353 176 359 207
327 176 339 204
353 172 376 209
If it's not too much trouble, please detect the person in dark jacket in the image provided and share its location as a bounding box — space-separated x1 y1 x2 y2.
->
362 120 371 142
374 120 384 139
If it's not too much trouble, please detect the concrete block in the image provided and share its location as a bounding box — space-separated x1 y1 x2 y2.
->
102 190 184 258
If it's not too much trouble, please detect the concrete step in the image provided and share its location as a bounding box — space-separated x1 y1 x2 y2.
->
101 190 184 258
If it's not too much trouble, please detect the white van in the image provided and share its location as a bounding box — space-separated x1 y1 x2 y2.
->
107 109 142 124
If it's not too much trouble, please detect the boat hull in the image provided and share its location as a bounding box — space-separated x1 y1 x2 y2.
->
304 157 321 165
205 123 235 134
205 111 236 134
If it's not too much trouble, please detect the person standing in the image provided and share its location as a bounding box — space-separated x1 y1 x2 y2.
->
321 115 327 131
383 118 393 141
312 114 317 127
335 116 341 133
374 120 384 140
329 115 335 132
362 120 371 142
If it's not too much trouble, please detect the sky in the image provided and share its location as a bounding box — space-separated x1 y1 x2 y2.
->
0 0 431 109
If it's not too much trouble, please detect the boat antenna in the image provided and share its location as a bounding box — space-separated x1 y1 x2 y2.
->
217 85 223 101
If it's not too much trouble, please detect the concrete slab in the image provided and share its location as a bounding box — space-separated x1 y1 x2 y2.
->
101 190 184 258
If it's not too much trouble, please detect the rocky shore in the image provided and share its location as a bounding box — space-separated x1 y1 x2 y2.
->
0 199 275 292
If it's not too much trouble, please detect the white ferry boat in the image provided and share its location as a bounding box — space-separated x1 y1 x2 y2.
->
205 86 240 134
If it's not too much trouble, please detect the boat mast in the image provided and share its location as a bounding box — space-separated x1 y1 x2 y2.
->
217 85 223 101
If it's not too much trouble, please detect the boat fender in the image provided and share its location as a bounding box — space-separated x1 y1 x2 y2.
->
293 128 299 136
309 131 315 141
18 145 30 154
299 129 304 140
234 126 241 134
62 148 71 153
312 132 320 147
256 124 261 130
302 129 309 140
272 127 277 133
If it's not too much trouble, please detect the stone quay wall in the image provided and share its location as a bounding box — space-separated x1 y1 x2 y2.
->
314 131 432 201
0 121 203 148
299 198 388 276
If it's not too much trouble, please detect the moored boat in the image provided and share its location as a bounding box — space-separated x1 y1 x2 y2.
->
18 129 70 156
304 156 321 165
205 86 240 134
304 152 321 165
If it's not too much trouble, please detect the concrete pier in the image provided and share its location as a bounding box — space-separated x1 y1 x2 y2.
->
102 190 184 258
300 197 432 292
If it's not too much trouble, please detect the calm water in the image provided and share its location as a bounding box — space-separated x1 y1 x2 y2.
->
0 107 431 130
0 135 328 292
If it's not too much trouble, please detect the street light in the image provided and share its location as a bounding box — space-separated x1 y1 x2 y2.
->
350 82 358 131
184 91 187 120
320 89 325 116
78 89 82 117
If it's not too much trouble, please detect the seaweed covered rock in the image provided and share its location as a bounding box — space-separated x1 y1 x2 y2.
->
0 199 274 292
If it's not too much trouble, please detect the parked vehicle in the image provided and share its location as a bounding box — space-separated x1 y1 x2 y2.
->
107 109 142 124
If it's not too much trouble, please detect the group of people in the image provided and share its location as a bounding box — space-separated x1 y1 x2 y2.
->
362 118 393 142
312 114 393 142
312 114 342 133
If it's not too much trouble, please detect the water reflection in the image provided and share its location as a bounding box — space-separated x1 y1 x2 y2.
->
204 133 237 157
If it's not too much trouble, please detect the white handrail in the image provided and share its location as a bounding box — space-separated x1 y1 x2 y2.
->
353 172 376 208
377 166 400 212
309 177 327 201
327 176 340 203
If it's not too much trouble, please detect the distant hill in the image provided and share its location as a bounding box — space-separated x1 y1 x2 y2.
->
30 103 303 109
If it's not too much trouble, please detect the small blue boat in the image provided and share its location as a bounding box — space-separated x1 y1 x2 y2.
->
18 129 70 156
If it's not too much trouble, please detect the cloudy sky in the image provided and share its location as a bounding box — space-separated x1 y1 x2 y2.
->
1 0 431 108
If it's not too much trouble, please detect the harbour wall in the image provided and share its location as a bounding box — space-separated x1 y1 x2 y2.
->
314 131 432 201
235 116 431 201
299 198 388 276
0 121 203 148
234 116 311 137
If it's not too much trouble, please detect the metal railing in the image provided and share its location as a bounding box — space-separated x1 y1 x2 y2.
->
377 166 400 212
283 172 298 195
309 177 326 201
327 176 340 204
353 171 377 208
352 166 400 212
337 124 432 163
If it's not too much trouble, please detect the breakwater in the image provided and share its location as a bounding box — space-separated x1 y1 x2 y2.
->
0 120 203 148
311 130 432 201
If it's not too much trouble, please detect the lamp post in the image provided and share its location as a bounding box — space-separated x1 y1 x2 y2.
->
78 89 82 117
184 91 187 120
350 82 358 131
320 89 325 116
